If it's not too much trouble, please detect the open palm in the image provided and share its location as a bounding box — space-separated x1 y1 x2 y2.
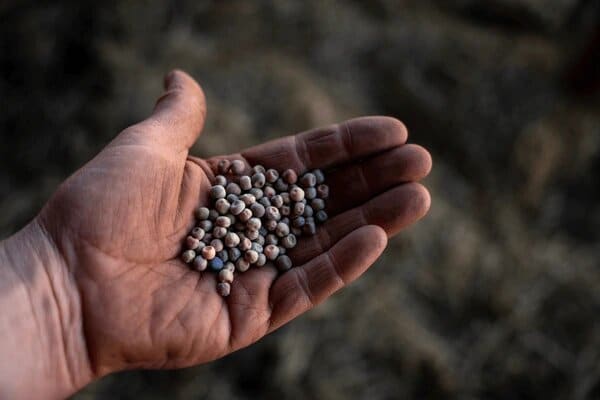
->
38 70 432 379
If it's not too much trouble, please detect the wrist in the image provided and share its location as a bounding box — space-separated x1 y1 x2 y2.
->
0 219 93 399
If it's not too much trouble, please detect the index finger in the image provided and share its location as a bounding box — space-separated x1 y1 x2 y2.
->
241 116 408 172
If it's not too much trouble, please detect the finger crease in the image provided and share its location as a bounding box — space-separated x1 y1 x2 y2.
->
325 250 347 287
295 267 315 308
294 134 310 172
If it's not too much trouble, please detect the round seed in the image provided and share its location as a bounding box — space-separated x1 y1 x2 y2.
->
193 256 208 271
202 233 212 244
195 207 210 220
293 202 305 216
275 255 293 271
213 226 228 239
265 234 278 246
210 185 226 199
219 268 234 284
313 169 325 184
311 198 325 211
240 194 256 206
202 246 216 260
289 186 305 202
238 208 253 222
218 159 231 174
217 250 229 262
217 282 231 297
263 186 276 198
251 242 263 253
256 253 267 267
245 229 259 240
239 175 252 190
274 178 288 192
265 206 281 221
239 237 252 251
216 216 231 228
315 210 328 223
209 257 224 271
292 216 305 228
215 198 231 215
281 192 291 204
299 173 316 188
209 209 219 221
317 184 329 199
265 219 278 231
186 236 201 250
181 250 196 263
191 227 205 239
265 169 279 183
281 217 290 225
259 197 272 207
245 250 259 264
247 217 262 231
230 160 245 175
236 258 250 272
252 173 266 188
276 222 290 237
281 234 297 249
278 246 287 255
227 194 239 205
226 182 242 195
211 239 224 252
223 262 235 272
256 234 265 246
305 187 317 200
282 169 298 184
229 247 242 262
303 205 314 217
271 195 284 208
249 188 263 199
215 175 227 186
230 200 246 215
250 203 265 218
225 232 241 248
264 244 280 260
280 205 291 216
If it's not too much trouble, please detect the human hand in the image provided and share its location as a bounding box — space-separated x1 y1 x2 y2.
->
0 70 431 398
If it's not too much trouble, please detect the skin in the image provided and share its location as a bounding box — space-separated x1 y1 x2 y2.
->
0 70 432 399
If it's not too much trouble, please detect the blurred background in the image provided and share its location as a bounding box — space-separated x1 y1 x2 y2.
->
1 1 600 399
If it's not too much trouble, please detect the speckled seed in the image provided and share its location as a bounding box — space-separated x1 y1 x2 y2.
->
217 282 231 297
303 221 317 236
263 186 276 198
223 262 235 272
211 239 224 252
275 255 293 271
303 205 314 217
186 236 201 250
315 210 328 223
282 169 298 184
230 200 246 215
213 226 228 239
236 258 250 272
239 175 252 190
265 219 278 231
317 184 329 199
293 202 305 216
209 257 224 271
214 198 230 215
245 250 259 264
224 232 240 248
218 159 231 174
226 182 242 195
191 227 205 239
289 186 305 202
239 237 252 251
210 185 226 199
181 250 196 263
198 219 213 231
250 203 265 218
251 242 263 254
256 253 267 267
252 173 266 188
311 198 325 211
245 229 259 240
265 206 281 221
246 217 262 231
274 178 288 192
292 216 305 228
265 169 279 183
217 250 229 262
193 256 208 271
215 175 227 186
305 187 317 200
280 205 290 216
216 216 231 228
265 234 278 246
230 160 245 175
240 194 256 206
195 207 210 220
276 222 290 237
229 247 242 262
271 195 284 208
219 268 234 284
249 188 263 200
202 246 216 260
264 244 280 260
299 173 316 188
226 194 238 203
281 234 297 249
238 208 253 223
313 169 325 184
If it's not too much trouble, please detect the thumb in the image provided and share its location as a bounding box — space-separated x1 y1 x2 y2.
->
120 69 207 152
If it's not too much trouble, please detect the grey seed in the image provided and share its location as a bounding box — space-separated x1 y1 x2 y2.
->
236 258 250 272
217 159 231 175
212 226 228 239
293 216 306 228
282 169 298 184
219 268 234 284
245 250 259 264
215 175 227 186
278 246 287 255
202 246 216 260
291 227 302 236
311 198 325 211
211 239 224 252
215 198 231 215
265 234 279 246
259 197 271 207
281 217 290 226
280 205 291 216
230 160 245 175
223 262 236 272
209 209 220 221
225 232 241 248
264 244 280 260
193 256 208 271
303 221 317 236
274 178 289 192
252 172 266 188
259 227 268 236
238 208 253 222
239 175 252 190
276 255 293 271
256 253 267 267
252 165 266 174
234 221 246 231
226 193 239 203
202 233 212 244
226 182 242 195
195 207 210 220
181 250 196 263
217 282 231 297
299 173 316 188
265 169 279 183
198 220 213 231
303 205 314 217
263 186 276 198
240 194 256 206
251 242 263 253
281 192 291 204
239 237 252 251
271 195 284 208
250 203 265 218
191 227 205 239
317 184 329 199
229 247 242 262
315 210 328 223
210 185 226 199
196 241 206 251
281 234 297 249
293 202 305 216
216 216 231 228
249 188 263 200
217 250 229 262
245 229 259 240
186 236 201 250
305 187 317 200
289 186 305 202
230 200 246 215
313 169 325 184
265 219 278 231
255 234 265 246
276 222 290 237
265 206 281 221
247 217 262 231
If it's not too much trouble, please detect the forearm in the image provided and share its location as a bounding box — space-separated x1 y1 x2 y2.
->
0 220 92 399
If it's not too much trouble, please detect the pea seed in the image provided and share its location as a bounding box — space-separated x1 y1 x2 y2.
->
217 159 231 174
256 253 267 267
317 184 329 199
264 244 280 260
263 186 276 198
315 210 328 223
202 233 212 244
239 237 252 251
292 216 305 228
240 194 256 206
305 187 317 200
217 250 229 262
225 232 241 248
236 258 250 272
186 236 201 250
238 208 253 223
251 242 263 253
313 169 325 184
281 234 297 249
215 198 231 215
245 250 259 264
246 217 262 231
289 186 305 201
209 209 219 221
250 203 265 218
230 200 246 215
198 219 213 231
229 247 242 262
265 169 279 183
303 205 314 217
311 198 325 211
265 206 281 221
219 268 234 284
252 165 266 174
293 202 305 216
245 229 259 240
249 188 263 199
230 160 245 175
299 172 316 187
275 255 293 271
193 256 208 271
210 185 226 199
195 207 210 220
216 216 231 228
226 182 242 195
181 250 196 263
274 178 288 192
276 222 290 237
281 192 291 204
271 195 284 208
265 234 278 246
211 239 224 252
209 257 224 271
215 175 227 186
223 262 235 272
280 205 290 216
213 226 228 239
226 193 239 204
239 175 252 190
202 246 216 260
282 169 298 184
191 227 205 240
216 282 231 297
265 219 278 231
259 196 272 207
252 172 266 188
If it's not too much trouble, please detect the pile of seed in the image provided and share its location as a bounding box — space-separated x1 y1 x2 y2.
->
181 159 329 296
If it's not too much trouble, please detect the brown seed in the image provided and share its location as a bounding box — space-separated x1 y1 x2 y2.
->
191 227 205 239
239 175 252 190
238 208 253 222
216 216 231 228
226 182 242 195
293 202 305 216
289 186 305 202
217 159 231 174
317 184 329 199
213 226 228 239
236 258 250 272
299 173 316 188
230 200 246 215
265 169 279 183
245 250 259 264
225 232 241 248
211 239 224 252
215 198 231 215
202 246 216 260
186 236 201 250
252 173 266 188
239 237 252 251
216 282 231 297
275 255 293 271
282 169 298 184
276 222 290 237
195 207 210 220
311 198 325 211
313 169 325 184
265 206 281 221
281 192 291 204
263 186 276 198
215 175 227 186
264 244 280 260
230 160 245 175
271 195 284 208
210 185 226 199
219 268 234 284
281 234 297 249
250 202 265 218
181 250 196 264
193 256 208 271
